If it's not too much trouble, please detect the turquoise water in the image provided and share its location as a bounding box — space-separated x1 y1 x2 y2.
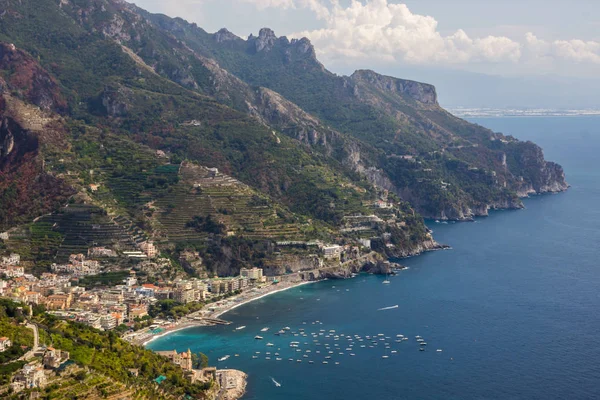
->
148 116 600 399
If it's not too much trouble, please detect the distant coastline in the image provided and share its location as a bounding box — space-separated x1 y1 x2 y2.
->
448 108 600 118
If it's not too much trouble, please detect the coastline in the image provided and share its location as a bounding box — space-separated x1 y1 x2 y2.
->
211 280 317 319
138 279 318 347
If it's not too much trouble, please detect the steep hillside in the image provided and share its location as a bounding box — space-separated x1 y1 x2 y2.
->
0 0 435 272
144 21 567 219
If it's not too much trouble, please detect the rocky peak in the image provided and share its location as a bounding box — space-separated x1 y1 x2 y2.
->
249 27 278 52
351 69 438 105
290 37 316 58
215 28 240 43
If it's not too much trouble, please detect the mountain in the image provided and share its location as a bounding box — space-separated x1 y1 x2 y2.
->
0 0 566 272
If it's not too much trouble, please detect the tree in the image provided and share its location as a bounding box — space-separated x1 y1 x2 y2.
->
191 352 209 369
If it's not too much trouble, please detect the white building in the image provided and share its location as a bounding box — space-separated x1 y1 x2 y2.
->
139 241 158 258
1 253 20 266
240 267 263 281
322 245 342 259
0 337 12 352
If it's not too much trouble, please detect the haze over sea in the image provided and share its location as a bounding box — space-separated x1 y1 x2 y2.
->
148 116 600 399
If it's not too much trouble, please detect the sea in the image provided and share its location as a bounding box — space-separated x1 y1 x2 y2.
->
148 116 600 399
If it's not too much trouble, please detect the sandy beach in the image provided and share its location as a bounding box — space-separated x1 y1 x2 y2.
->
130 278 317 346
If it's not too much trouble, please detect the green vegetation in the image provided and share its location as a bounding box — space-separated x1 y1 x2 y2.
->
32 313 212 397
186 215 226 235
78 271 131 289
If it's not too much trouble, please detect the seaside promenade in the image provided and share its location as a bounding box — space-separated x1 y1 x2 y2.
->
125 277 311 346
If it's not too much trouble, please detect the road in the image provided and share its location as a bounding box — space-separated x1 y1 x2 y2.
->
18 322 39 361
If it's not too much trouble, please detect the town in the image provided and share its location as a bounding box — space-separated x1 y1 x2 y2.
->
0 232 396 395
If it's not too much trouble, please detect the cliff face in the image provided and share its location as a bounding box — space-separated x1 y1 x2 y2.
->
0 45 74 229
0 43 67 113
0 113 73 229
351 70 438 105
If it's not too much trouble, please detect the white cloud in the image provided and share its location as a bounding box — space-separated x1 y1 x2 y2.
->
287 0 524 65
240 0 295 9
525 33 600 64
245 0 600 68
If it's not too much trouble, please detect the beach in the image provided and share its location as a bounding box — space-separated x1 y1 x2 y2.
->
128 278 317 346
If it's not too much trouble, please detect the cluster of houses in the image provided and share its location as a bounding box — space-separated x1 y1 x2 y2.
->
1 251 268 332
9 347 70 393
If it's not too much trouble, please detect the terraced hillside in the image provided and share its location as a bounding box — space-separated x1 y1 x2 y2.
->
5 204 138 267
153 162 308 243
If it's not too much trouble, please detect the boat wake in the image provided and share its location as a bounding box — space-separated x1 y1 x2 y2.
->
271 377 282 387
378 305 399 311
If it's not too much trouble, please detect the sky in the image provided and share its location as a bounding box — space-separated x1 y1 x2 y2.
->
132 0 600 109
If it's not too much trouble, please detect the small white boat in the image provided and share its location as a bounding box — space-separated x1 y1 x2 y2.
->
382 355 389 359
261 327 269 332
235 326 246 330
267 343 274 346
218 355 230 362
271 377 282 387
252 356 258 359
255 336 263 340
437 349 443 352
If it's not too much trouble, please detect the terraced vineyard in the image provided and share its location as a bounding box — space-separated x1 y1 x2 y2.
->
153 162 306 243
6 204 140 265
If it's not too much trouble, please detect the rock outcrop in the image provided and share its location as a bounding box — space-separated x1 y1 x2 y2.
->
351 69 438 105
0 43 67 113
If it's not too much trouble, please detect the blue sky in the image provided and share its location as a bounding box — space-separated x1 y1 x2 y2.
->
133 0 600 108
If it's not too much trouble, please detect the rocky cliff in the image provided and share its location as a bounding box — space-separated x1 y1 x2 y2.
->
351 69 438 105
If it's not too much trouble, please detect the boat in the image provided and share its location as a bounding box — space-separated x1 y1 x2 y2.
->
419 348 425 351
252 356 258 359
420 342 427 346
382 355 389 359
436 349 443 352
261 327 270 332
266 343 274 346
218 355 230 362
378 305 399 311
271 377 282 387
383 274 391 284
254 336 263 340
235 326 246 330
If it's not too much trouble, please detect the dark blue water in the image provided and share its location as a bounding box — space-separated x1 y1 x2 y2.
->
149 117 600 399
